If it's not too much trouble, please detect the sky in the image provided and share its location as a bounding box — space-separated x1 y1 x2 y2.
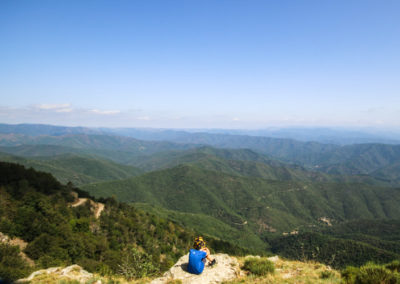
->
0 0 400 129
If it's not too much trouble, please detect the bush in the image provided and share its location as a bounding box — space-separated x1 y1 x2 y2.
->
117 247 158 280
341 266 359 284
341 262 400 284
0 244 32 283
386 260 400 272
320 270 335 279
355 263 400 284
242 257 274 276
37 255 65 268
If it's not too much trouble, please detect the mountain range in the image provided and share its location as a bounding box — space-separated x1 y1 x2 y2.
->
1 122 400 273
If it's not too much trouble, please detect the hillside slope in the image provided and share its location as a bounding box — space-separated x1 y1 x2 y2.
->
0 162 248 283
0 152 143 185
126 146 389 186
83 165 400 250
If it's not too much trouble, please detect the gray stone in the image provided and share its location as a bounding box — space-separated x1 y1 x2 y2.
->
17 264 94 283
151 253 241 284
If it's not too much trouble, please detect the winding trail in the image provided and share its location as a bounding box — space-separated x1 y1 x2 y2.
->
71 198 88 207
94 203 105 219
70 197 104 219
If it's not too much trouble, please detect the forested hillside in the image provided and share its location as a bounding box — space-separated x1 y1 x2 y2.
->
2 127 400 185
1 124 400 277
0 152 142 185
83 164 400 251
271 219 400 268
0 162 248 283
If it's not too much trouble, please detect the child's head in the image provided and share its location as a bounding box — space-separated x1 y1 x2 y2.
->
193 236 206 250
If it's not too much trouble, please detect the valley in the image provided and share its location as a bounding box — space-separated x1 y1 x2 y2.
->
1 124 400 282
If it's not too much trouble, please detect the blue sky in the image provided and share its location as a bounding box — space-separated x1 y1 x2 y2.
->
1 0 399 128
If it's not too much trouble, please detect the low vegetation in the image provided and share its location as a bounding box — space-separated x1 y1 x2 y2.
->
223 257 341 284
242 257 275 276
271 231 400 269
341 260 400 284
0 243 33 283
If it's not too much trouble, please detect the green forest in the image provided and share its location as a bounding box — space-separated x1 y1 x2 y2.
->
0 162 248 283
1 126 400 282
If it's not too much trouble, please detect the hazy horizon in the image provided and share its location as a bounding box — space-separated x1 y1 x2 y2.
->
2 121 400 135
1 1 399 129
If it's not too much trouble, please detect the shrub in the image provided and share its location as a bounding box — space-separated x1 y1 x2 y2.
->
341 266 359 284
117 247 158 280
355 263 399 284
242 257 274 276
386 260 400 272
320 270 335 279
0 244 32 283
37 255 65 268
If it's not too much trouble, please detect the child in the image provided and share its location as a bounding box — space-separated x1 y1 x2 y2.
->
187 236 216 274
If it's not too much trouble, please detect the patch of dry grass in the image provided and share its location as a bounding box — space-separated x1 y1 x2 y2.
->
223 256 341 284
24 273 153 284
24 257 341 284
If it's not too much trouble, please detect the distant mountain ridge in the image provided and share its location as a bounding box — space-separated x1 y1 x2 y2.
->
101 125 400 145
2 124 400 184
0 152 142 185
0 133 199 160
0 123 103 136
2 123 400 145
126 146 389 186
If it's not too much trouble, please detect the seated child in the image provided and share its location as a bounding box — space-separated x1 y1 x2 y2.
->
187 236 216 274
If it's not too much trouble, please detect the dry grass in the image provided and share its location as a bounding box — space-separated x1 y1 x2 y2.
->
25 273 154 284
24 257 341 284
223 256 341 284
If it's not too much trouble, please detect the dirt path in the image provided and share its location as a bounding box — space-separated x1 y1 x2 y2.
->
70 197 104 219
71 198 88 207
94 202 104 219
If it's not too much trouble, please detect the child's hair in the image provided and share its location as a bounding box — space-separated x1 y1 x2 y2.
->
193 236 206 250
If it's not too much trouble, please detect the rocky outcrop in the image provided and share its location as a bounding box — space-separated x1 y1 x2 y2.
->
0 232 34 266
151 253 242 284
16 264 94 283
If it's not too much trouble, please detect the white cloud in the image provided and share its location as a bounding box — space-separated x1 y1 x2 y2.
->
32 104 120 116
56 108 73 113
90 109 121 115
36 104 71 110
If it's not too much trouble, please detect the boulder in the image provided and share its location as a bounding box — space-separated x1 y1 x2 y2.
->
17 264 93 283
151 253 242 284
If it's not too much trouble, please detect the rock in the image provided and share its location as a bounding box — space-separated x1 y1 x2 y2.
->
17 264 93 283
151 253 241 284
267 255 279 263
0 231 34 266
